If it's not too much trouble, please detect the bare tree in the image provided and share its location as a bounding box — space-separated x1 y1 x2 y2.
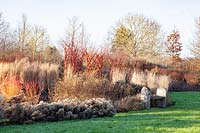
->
0 12 14 51
65 17 88 47
17 15 31 51
191 17 200 58
112 14 163 57
104 31 113 51
29 25 49 59
0 13 8 34
16 15 50 59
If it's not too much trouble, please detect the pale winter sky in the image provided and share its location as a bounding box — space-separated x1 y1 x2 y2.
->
0 0 200 57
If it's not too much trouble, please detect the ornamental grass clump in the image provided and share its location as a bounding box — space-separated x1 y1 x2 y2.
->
0 58 59 100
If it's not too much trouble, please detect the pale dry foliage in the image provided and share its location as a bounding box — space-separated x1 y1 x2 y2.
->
0 58 59 99
111 68 127 83
64 64 73 80
131 72 147 86
131 71 171 91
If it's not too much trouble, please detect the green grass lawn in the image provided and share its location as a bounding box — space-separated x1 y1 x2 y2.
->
1 92 200 133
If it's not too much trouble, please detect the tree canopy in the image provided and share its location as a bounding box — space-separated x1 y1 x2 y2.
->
111 14 163 57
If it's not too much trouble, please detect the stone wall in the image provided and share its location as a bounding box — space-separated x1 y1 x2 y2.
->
3 98 116 124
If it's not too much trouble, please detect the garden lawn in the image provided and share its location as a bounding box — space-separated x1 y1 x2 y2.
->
1 92 200 133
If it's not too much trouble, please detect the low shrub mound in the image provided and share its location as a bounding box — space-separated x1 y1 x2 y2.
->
3 98 116 124
113 95 144 112
110 81 141 100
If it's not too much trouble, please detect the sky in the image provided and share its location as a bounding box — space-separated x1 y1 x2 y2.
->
0 0 200 57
